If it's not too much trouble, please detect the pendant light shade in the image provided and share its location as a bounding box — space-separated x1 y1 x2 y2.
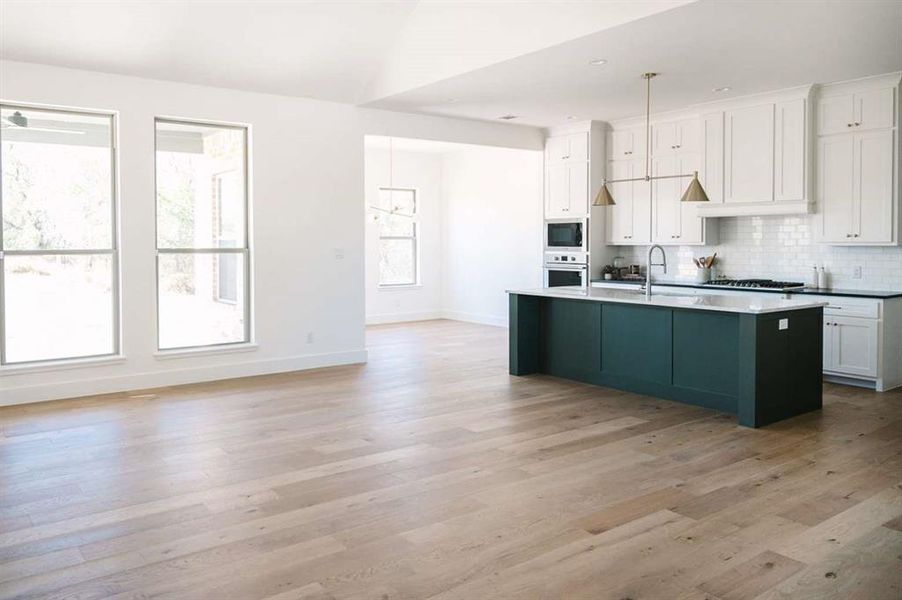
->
680 171 709 203
593 182 615 206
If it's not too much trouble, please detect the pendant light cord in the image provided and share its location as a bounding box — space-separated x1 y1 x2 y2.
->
644 73 652 181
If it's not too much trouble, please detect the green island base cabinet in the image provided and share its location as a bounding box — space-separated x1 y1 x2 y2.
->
508 289 826 428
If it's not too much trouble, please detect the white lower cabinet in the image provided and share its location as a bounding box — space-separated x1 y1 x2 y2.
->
824 316 878 378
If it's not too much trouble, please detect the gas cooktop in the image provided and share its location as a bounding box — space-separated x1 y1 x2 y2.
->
703 278 806 291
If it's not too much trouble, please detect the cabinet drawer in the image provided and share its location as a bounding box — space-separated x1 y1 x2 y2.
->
820 297 880 319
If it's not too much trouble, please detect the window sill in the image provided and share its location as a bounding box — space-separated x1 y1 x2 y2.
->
0 354 127 376
378 284 422 291
154 342 259 360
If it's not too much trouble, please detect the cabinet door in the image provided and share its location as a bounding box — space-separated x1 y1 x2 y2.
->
830 316 878 378
568 162 589 215
855 129 894 243
700 112 724 203
607 161 633 243
547 136 570 163
822 319 835 371
652 156 680 242
631 161 652 244
724 104 775 203
855 88 894 131
610 128 644 158
547 164 570 216
818 135 855 242
817 93 855 135
676 154 704 243
675 119 699 154
566 132 589 162
774 99 806 202
652 122 678 156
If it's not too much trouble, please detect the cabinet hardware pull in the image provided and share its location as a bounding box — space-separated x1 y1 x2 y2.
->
854 122 860 126
847 123 852 127
846 233 852 238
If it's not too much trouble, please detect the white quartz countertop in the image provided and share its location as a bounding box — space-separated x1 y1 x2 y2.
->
507 286 827 314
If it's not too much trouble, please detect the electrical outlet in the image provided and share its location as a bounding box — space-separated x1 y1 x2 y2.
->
306 332 314 344
333 248 345 260
853 266 862 279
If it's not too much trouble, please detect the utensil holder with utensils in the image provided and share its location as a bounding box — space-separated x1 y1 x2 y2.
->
694 254 717 283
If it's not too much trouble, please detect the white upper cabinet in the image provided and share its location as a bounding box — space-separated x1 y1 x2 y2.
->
774 99 807 202
855 129 894 243
855 88 895 131
546 162 588 217
817 75 898 246
724 104 775 204
606 159 650 245
546 164 570 216
547 132 588 163
818 87 895 135
608 126 646 159
817 94 855 136
651 153 708 245
652 119 698 156
818 135 855 242
568 162 589 214
700 112 724 204
818 129 894 244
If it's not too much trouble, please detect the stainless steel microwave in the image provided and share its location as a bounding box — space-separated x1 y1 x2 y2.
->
545 219 586 252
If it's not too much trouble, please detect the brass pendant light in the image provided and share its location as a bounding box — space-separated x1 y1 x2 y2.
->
593 72 709 206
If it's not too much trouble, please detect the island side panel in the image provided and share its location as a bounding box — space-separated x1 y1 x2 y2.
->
738 308 824 427
541 298 603 383
509 294 542 375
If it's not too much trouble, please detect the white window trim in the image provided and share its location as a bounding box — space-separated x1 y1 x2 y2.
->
154 342 258 360
0 102 121 368
154 117 254 352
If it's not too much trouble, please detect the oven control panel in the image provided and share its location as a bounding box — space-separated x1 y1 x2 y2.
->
545 251 587 265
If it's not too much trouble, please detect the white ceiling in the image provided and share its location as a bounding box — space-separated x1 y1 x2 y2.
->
2 1 901 128
0 0 419 103
367 0 902 127
0 0 684 105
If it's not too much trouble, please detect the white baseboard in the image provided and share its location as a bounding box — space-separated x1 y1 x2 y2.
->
441 310 507 328
1 349 368 407
365 310 443 325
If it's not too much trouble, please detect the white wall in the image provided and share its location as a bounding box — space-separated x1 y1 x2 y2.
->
363 141 544 327
441 146 544 326
0 60 543 406
364 148 443 323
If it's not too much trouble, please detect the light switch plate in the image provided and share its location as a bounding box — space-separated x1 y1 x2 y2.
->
779 318 789 330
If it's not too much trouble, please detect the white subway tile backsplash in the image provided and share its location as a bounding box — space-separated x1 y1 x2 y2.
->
615 215 902 290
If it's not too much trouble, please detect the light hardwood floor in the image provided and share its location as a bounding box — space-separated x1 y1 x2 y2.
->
1 319 900 600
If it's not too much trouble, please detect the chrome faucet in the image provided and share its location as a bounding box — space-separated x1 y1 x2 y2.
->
645 244 667 300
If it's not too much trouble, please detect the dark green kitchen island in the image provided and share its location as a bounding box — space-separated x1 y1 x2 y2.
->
509 287 827 428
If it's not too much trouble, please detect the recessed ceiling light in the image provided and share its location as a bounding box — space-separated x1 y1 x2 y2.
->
713 86 732 93
447 98 459 103
566 116 578 120
498 115 519 120
589 59 608 66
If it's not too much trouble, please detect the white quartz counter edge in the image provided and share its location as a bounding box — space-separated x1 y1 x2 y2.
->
507 287 828 315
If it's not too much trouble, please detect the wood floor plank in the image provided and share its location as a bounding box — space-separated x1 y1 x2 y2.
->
0 319 900 599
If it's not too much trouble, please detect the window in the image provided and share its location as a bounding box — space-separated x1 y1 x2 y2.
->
155 119 250 350
0 104 118 365
373 188 418 286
